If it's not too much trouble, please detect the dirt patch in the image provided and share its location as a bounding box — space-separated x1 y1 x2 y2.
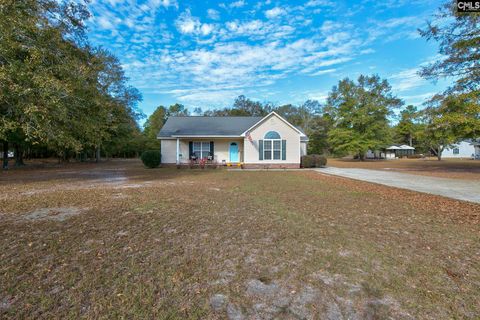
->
23 207 84 221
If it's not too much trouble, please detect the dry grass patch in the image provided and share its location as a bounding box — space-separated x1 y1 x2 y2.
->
0 160 479 319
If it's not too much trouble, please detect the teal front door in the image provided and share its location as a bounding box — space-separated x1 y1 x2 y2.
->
229 142 239 162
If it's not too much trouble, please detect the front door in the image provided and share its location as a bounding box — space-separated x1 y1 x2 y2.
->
229 142 239 162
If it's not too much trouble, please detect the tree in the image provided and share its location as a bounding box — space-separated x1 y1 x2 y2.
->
395 105 420 147
0 0 143 166
419 99 458 160
419 1 480 93
167 103 189 117
143 106 168 149
232 95 271 116
0 0 91 166
418 1 480 155
325 75 403 160
306 116 332 154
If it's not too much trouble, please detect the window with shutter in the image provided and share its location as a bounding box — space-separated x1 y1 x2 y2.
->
261 131 284 161
192 142 211 159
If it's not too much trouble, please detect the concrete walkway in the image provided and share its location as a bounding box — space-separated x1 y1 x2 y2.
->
315 167 480 204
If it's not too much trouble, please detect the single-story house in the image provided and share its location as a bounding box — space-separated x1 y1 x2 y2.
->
157 112 308 168
441 139 480 159
366 144 415 159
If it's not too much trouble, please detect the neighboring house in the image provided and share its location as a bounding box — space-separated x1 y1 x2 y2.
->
157 112 308 168
365 144 415 159
441 139 480 159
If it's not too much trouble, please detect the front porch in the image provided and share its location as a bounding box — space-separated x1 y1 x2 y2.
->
163 138 245 165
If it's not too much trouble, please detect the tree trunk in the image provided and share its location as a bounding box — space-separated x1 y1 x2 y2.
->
95 146 100 163
431 145 443 161
358 151 365 161
2 141 8 170
14 143 25 167
408 134 413 147
437 146 443 161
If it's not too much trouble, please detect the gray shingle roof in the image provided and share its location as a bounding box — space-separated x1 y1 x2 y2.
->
158 116 264 137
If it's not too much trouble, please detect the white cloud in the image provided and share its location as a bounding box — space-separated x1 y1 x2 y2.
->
401 92 435 105
146 0 178 9
86 0 380 107
310 68 337 76
305 0 331 7
229 0 246 8
175 10 216 36
223 19 294 39
390 67 426 92
165 88 242 105
97 16 115 29
207 8 220 20
367 16 424 43
265 7 286 19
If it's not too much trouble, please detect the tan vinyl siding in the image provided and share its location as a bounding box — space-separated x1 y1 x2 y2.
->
243 114 301 164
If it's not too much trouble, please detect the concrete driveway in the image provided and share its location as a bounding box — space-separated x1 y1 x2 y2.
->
316 167 480 204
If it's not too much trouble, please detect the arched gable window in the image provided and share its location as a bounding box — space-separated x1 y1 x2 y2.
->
261 131 283 160
264 131 281 139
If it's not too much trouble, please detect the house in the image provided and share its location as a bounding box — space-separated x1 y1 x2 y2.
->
157 112 308 168
365 144 415 159
441 139 480 159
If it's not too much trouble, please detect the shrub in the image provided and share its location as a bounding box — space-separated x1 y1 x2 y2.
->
313 154 327 167
141 150 161 168
301 155 314 168
301 154 327 168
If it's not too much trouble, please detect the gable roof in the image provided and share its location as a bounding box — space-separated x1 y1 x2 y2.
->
241 112 306 137
157 116 263 137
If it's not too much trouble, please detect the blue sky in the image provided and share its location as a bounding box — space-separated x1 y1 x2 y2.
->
86 0 449 121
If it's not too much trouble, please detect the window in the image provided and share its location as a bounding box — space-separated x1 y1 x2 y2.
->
263 131 282 160
273 140 281 160
264 140 272 160
193 141 210 159
264 131 281 139
453 148 460 155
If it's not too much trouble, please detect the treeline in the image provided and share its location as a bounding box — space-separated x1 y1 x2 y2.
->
2 0 479 167
1 0 144 168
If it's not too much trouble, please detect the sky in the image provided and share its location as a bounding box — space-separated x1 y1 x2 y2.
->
85 0 450 122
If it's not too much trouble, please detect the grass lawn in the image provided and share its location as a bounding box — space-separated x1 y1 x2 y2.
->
328 158 480 180
1 160 479 319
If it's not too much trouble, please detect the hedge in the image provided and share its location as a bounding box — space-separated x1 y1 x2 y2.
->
301 154 327 168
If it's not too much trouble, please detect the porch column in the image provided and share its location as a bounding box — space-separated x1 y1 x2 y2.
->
176 138 180 164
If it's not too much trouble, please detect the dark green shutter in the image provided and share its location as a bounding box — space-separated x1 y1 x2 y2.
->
210 141 214 158
259 140 263 160
189 141 193 159
282 140 286 160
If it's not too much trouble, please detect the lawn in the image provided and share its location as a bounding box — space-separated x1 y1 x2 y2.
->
328 158 480 180
1 160 479 319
